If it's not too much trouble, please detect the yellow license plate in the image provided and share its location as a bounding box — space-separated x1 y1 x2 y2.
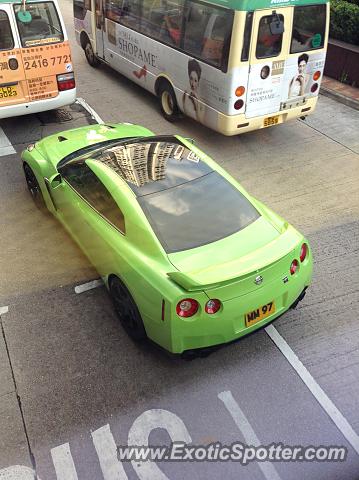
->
264 116 279 127
0 86 18 100
245 301 275 327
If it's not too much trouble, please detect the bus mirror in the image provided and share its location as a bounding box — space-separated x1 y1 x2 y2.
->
17 10 32 23
49 173 62 189
269 14 284 35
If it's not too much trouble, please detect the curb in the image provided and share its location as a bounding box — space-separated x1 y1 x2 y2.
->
320 86 359 111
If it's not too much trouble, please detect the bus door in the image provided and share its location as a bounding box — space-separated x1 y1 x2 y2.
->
245 8 291 120
95 0 105 59
0 4 29 108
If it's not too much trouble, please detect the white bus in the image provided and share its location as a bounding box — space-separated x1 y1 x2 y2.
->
74 0 329 135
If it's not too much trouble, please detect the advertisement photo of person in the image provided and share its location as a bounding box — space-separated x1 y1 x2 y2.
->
288 53 309 98
182 58 205 122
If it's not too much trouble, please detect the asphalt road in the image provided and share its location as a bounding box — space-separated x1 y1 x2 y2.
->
0 1 359 478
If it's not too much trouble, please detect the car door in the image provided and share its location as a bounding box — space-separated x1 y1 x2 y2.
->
57 160 127 276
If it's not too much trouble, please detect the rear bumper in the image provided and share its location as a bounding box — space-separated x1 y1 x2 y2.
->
169 255 312 354
0 89 76 119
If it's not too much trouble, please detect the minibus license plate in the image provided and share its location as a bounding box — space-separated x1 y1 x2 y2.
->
264 116 279 127
245 301 275 327
0 86 18 99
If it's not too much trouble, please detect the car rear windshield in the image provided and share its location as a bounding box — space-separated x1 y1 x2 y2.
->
14 1 64 47
138 171 260 253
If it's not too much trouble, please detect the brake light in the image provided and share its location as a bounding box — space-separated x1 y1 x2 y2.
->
300 243 308 262
57 72 75 91
234 99 244 110
311 83 319 93
176 298 199 317
205 299 221 314
290 259 299 275
235 86 245 97
313 71 321 81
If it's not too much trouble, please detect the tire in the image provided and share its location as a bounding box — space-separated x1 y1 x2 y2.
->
84 40 100 68
109 277 147 342
23 164 46 210
158 82 180 122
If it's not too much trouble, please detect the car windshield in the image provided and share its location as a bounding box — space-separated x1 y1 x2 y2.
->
138 171 260 253
14 1 64 47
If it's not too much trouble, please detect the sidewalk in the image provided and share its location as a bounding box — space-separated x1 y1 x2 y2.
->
320 76 359 111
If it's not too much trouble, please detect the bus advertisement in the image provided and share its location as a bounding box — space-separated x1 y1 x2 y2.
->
0 0 76 119
74 0 329 135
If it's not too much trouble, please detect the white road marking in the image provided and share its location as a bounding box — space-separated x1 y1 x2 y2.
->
218 390 282 480
0 127 16 157
265 324 359 456
128 409 192 480
75 97 104 124
51 443 79 480
0 306 9 315
92 424 128 480
74 279 103 294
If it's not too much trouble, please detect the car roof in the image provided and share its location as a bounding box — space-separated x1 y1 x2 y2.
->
66 135 213 197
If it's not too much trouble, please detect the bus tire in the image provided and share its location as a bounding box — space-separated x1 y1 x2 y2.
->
84 40 100 68
158 82 180 122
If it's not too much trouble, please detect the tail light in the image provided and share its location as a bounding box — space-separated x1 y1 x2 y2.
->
300 243 308 262
234 99 244 110
57 72 76 91
311 83 318 93
176 298 199 318
235 86 245 97
313 71 321 81
290 259 299 275
205 299 221 314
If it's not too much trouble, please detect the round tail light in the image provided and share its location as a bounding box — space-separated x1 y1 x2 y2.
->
313 71 321 81
176 299 199 317
235 86 245 97
290 259 299 275
205 299 221 314
234 99 244 110
300 243 308 262
311 83 319 93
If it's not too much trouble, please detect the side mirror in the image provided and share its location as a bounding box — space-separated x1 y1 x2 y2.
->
269 14 284 35
49 173 62 189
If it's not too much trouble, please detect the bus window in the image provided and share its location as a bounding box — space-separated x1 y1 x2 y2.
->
121 0 141 30
0 10 14 50
14 2 64 47
256 14 283 59
241 11 253 62
291 5 326 53
183 1 232 69
74 0 91 20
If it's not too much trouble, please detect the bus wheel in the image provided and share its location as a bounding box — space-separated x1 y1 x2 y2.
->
84 40 100 68
158 83 180 122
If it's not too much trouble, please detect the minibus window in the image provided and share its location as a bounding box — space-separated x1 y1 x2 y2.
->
14 2 64 47
241 11 253 61
291 5 326 53
256 14 283 59
0 10 14 50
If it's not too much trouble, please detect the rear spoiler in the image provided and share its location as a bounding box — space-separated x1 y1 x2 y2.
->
167 272 224 292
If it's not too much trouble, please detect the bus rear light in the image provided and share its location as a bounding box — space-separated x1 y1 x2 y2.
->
235 86 245 97
176 298 199 318
234 99 244 110
311 83 319 93
300 243 308 262
57 73 75 91
290 259 299 275
313 71 321 81
205 299 221 314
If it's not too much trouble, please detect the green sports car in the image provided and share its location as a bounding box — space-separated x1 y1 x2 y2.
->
22 123 312 355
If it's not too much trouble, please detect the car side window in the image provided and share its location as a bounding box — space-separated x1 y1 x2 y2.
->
61 162 126 233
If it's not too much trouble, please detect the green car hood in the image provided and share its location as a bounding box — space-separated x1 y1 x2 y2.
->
167 217 303 295
34 124 154 168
